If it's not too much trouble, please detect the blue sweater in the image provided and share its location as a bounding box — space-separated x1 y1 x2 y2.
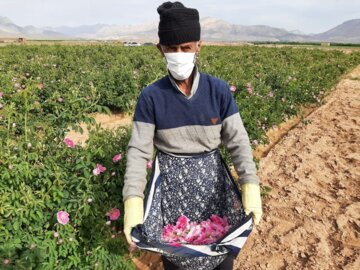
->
134 72 238 129
123 71 260 201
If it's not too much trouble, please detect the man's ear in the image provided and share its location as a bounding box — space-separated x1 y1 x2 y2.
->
196 40 202 55
157 43 165 57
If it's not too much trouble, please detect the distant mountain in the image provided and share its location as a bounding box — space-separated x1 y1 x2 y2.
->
0 16 22 36
199 17 309 42
78 21 158 40
0 16 69 39
0 16 359 43
314 19 360 43
47 24 108 36
51 17 310 42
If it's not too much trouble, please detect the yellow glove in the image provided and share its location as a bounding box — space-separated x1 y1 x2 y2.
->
124 196 144 245
241 183 263 225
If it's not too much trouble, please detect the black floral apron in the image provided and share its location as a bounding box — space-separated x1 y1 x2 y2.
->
131 149 252 270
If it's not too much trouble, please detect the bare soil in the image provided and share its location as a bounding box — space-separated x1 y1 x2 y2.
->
66 112 132 146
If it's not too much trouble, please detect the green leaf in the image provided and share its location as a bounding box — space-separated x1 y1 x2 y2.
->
13 220 19 231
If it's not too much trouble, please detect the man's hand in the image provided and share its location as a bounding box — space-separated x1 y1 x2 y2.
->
124 196 144 247
241 183 263 225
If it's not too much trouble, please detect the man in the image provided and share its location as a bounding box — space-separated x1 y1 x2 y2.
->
123 1 262 269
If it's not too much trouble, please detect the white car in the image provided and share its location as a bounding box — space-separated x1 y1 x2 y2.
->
123 42 141 46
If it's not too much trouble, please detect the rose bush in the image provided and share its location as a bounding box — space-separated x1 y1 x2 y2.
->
0 81 135 269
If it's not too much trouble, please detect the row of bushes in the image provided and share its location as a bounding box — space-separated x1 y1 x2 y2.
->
0 44 359 269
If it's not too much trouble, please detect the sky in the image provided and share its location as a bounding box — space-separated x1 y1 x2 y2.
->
1 0 360 34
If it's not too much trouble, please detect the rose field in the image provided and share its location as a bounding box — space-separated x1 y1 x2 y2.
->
0 44 359 269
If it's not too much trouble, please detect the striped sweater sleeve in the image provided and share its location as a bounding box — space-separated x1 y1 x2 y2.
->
220 84 260 186
122 91 155 202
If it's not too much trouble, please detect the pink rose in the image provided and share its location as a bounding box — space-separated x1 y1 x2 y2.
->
56 211 69 225
97 164 106 172
162 214 230 245
163 224 173 236
169 242 182 247
63 138 75 148
93 167 100 175
146 160 153 169
176 215 190 230
184 224 202 243
112 153 122 163
106 208 120 221
230 85 236 92
93 164 106 175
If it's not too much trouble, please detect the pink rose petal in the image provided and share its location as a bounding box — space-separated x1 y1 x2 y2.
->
162 214 230 245
106 208 121 221
112 153 122 163
93 164 106 175
97 164 106 172
146 160 153 169
56 211 69 225
63 138 75 148
93 167 101 176
169 242 182 247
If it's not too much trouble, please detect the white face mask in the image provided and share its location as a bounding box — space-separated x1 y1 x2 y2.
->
162 43 199 80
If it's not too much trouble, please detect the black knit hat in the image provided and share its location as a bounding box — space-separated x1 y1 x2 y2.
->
157 1 201 45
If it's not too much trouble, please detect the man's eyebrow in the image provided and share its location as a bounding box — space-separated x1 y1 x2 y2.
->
162 44 193 50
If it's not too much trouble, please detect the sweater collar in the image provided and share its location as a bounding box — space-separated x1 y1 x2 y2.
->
167 65 200 99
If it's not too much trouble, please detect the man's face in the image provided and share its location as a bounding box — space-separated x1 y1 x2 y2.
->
157 40 202 56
